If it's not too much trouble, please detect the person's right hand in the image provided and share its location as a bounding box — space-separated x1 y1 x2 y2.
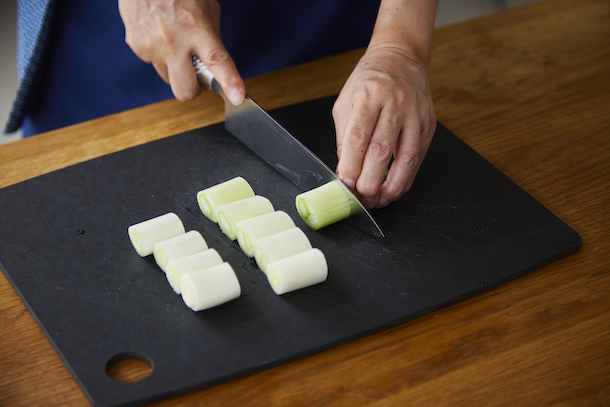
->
118 0 245 105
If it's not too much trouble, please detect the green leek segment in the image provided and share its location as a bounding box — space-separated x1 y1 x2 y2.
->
295 180 357 230
197 176 254 223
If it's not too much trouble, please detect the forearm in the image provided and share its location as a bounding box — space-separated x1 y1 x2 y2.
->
369 0 438 70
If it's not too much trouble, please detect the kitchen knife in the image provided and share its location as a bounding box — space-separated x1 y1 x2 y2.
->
192 56 384 237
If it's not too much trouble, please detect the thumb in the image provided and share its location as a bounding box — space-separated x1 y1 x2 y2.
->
197 42 245 105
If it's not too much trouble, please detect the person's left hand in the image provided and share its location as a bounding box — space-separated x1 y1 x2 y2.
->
333 45 436 209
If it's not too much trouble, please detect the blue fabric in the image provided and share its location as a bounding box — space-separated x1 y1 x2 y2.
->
21 0 172 138
17 0 52 80
8 0 380 138
221 1 380 78
4 0 56 134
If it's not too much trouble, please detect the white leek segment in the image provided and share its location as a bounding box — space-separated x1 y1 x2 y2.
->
216 196 274 241
180 262 241 311
153 231 209 273
295 180 359 230
128 213 185 257
165 249 224 294
197 176 254 223
253 227 312 274
267 249 328 295
236 211 296 257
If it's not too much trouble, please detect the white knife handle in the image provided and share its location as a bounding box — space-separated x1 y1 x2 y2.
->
192 55 214 89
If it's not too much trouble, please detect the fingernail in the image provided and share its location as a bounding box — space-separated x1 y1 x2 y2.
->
340 177 356 191
228 88 244 105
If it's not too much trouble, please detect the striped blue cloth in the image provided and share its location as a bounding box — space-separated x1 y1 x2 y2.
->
17 0 53 80
4 0 56 133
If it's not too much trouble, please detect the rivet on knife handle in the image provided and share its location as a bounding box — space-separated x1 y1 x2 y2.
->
192 55 214 89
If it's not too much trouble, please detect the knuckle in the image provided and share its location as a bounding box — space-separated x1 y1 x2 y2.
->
176 8 198 30
125 35 150 62
395 153 420 173
153 15 175 49
336 144 343 159
353 85 380 105
186 87 201 100
331 102 341 119
367 141 393 163
174 86 199 101
124 33 134 48
174 92 189 102
357 182 380 200
382 182 404 201
345 126 370 151
205 49 231 67
361 72 398 95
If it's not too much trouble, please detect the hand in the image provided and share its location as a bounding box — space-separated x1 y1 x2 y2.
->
333 46 436 209
118 0 245 104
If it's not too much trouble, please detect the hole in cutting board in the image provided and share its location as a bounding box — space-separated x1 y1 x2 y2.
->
105 352 153 383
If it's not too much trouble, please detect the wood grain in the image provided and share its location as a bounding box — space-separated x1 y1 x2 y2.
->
1 0 609 405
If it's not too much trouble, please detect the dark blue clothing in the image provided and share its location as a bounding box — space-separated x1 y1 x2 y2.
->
8 0 380 138
21 0 171 138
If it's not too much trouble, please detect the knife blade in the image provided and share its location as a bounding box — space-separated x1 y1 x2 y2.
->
192 56 384 237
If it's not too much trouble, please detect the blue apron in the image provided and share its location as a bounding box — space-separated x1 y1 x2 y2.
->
8 0 380 137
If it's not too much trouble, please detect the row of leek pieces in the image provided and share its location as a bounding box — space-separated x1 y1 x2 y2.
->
128 176 342 312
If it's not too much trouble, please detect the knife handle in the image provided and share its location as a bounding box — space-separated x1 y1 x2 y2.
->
192 55 214 89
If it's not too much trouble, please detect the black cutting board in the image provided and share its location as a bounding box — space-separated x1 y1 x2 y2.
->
0 96 581 407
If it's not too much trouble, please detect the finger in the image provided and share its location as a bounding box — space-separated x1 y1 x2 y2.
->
376 121 423 208
356 108 402 208
166 54 202 101
153 62 170 84
332 96 349 163
197 43 245 105
335 96 380 191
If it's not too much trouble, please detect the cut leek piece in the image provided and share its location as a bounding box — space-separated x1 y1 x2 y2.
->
295 180 359 231
216 196 274 241
180 262 241 311
253 227 312 274
197 176 254 223
153 230 208 273
235 211 296 257
267 248 328 295
165 249 224 294
128 212 185 257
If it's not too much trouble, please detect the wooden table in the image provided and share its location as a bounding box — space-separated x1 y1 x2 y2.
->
1 0 609 405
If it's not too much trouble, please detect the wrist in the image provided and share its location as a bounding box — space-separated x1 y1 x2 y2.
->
368 0 438 70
